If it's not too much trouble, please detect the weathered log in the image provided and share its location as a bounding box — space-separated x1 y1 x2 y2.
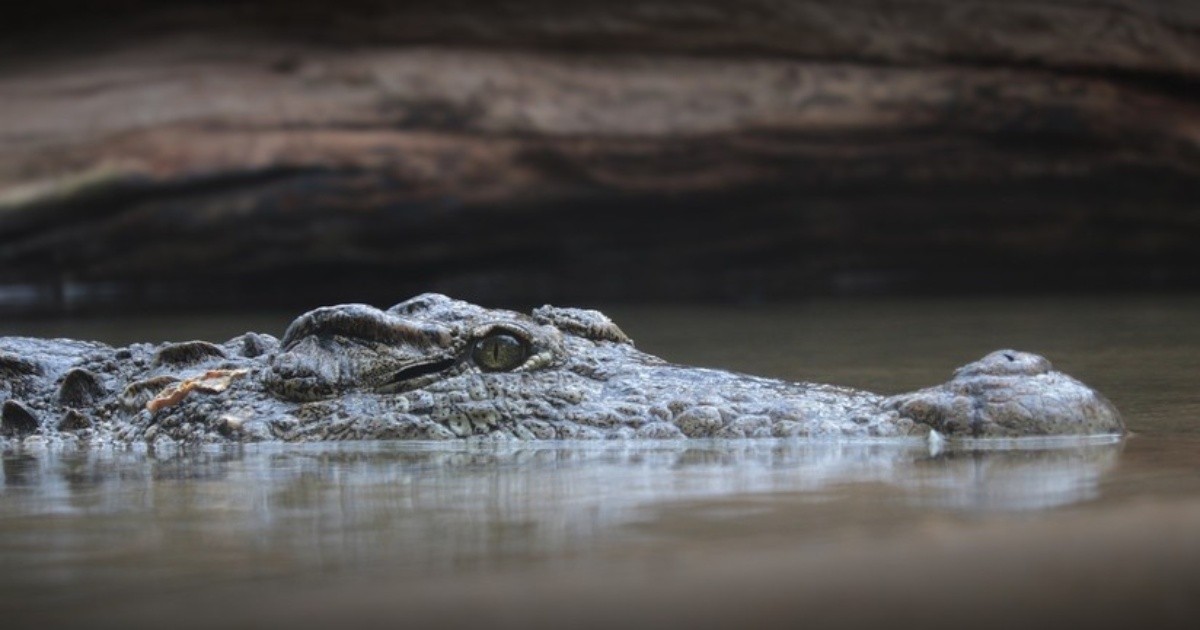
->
7 1 1200 78
1 2 1199 310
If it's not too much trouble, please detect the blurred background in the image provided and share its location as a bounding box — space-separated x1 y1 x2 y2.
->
5 5 1200 629
2 0 1198 314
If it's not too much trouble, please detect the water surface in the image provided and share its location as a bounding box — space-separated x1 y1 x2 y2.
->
2 297 1199 628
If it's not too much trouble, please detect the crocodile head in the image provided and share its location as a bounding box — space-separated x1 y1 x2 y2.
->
251 293 900 440
1 294 1123 445
238 294 1119 441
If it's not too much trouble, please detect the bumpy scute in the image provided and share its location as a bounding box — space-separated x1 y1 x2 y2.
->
152 341 227 367
57 409 93 431
0 295 1124 447
532 305 632 345
58 368 107 407
2 400 39 435
0 352 43 377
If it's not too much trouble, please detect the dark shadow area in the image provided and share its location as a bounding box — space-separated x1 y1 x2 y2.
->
2 0 1198 314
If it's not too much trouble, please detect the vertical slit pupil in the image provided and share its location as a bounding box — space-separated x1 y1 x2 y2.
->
473 332 528 371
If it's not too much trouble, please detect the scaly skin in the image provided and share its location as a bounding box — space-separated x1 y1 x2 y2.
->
0 294 1123 448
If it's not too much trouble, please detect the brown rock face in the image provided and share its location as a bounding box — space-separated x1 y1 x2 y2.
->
1 1 1199 311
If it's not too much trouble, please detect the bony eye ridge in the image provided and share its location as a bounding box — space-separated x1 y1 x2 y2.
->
471 330 530 372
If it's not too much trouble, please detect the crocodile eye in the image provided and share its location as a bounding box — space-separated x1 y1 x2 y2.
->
471 332 529 372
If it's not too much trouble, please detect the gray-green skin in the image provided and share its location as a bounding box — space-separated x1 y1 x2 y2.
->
0 293 1123 448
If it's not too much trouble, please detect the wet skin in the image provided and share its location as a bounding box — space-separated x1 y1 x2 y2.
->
0 294 1123 447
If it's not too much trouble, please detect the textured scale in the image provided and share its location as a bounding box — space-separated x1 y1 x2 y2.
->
0 294 1123 448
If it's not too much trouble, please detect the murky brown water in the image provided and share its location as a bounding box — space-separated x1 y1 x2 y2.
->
2 297 1199 629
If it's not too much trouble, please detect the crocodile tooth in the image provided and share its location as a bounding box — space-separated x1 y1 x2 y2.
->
152 341 227 367
58 368 107 407
1 400 40 435
57 409 93 432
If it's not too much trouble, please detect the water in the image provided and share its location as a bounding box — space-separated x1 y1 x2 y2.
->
2 297 1199 629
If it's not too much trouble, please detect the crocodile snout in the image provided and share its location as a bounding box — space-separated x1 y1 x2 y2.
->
885 350 1123 437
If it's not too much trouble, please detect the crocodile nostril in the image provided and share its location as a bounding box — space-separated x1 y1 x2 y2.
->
952 350 1053 379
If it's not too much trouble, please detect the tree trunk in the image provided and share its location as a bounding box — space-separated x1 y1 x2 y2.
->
2 1 1199 311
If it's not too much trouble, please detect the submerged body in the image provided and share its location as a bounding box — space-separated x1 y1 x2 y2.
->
0 294 1123 448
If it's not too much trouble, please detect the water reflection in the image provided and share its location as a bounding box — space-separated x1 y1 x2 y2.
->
1 439 1122 525
905 438 1121 511
0 438 1125 609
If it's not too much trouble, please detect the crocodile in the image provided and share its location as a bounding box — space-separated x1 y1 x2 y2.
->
0 293 1123 448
